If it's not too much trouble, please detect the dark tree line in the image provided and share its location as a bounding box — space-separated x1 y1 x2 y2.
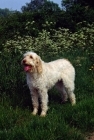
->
0 0 94 47
0 8 15 17
62 0 94 9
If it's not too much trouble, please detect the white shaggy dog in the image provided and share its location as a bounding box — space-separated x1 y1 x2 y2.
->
22 51 76 116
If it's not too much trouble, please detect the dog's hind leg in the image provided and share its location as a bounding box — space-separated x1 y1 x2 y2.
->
61 75 76 105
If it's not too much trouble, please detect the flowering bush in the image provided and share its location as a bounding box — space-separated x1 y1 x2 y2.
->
2 22 94 60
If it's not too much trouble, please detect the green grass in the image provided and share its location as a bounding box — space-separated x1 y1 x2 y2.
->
0 50 94 140
1 95 94 140
1 94 94 140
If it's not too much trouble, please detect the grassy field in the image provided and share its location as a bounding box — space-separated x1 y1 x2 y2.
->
0 49 94 140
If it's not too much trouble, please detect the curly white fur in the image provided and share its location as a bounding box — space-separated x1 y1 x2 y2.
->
22 51 76 116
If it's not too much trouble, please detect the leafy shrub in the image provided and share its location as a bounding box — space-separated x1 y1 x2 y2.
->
2 22 94 57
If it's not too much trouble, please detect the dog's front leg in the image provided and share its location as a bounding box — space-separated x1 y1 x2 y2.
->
31 89 39 115
39 89 48 117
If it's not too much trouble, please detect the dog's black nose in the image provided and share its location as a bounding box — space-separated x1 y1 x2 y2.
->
23 59 26 64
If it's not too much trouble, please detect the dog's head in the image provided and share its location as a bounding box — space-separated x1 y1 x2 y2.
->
21 51 42 74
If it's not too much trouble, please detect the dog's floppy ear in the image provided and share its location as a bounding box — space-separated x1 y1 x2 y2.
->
36 56 43 74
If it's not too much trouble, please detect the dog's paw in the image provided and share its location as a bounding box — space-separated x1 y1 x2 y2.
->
40 111 46 117
32 108 38 115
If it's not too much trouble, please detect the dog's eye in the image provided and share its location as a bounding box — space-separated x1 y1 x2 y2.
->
30 55 33 59
36 61 39 65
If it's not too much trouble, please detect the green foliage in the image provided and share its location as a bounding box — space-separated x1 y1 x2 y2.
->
1 1 94 45
21 0 61 12
2 22 94 58
61 0 94 31
0 8 14 17
62 0 94 9
21 0 46 12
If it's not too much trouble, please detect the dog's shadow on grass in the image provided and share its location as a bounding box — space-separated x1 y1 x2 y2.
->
48 88 61 104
